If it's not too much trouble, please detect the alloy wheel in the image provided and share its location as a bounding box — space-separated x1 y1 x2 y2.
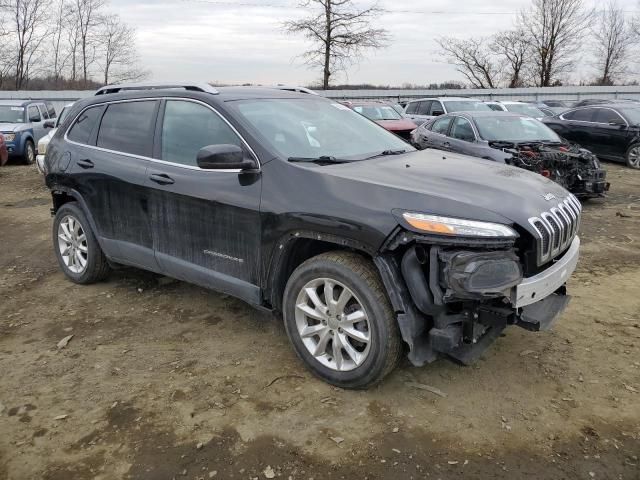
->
629 147 640 169
294 278 371 372
57 215 88 274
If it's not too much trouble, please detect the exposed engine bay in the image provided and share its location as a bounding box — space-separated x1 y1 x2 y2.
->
490 141 610 198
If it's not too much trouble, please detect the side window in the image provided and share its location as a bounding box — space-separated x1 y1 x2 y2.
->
564 108 595 121
431 117 452 135
47 103 56 119
417 101 432 115
27 105 41 122
449 117 476 142
39 105 49 119
405 102 418 114
97 101 157 157
67 106 103 145
487 104 503 111
161 100 242 167
594 108 625 124
430 101 444 115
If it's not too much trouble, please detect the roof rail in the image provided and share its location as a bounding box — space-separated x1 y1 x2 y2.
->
95 82 219 96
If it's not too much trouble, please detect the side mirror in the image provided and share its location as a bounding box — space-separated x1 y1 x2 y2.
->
197 144 258 170
44 120 55 129
432 110 444 116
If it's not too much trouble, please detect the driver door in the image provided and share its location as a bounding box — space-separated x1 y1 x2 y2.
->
147 99 263 304
446 116 478 156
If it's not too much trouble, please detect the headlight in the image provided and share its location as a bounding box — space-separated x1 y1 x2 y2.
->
3 133 15 142
402 212 518 238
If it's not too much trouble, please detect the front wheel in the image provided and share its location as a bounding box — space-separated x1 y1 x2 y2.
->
22 140 35 165
283 251 402 389
626 144 640 169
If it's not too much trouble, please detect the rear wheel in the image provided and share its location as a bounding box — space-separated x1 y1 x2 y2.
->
22 140 35 165
626 144 640 169
283 251 402 389
53 202 111 284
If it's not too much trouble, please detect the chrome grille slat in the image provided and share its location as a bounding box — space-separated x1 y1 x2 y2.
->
528 195 582 265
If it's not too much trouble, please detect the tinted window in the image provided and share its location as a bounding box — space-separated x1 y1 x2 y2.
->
564 108 595 121
431 117 452 134
28 106 41 122
416 101 432 115
405 102 418 114
449 117 475 141
594 108 625 124
46 102 56 118
67 106 103 145
97 101 157 156
487 104 503 111
161 100 242 167
430 101 444 115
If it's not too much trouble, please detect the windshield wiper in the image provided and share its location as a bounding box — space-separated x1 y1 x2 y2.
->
364 149 408 160
288 156 351 164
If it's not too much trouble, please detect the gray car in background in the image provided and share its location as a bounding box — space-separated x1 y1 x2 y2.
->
410 111 608 198
403 96 492 124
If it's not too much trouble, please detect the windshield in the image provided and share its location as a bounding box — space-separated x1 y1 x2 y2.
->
353 105 402 121
619 107 640 125
234 98 413 160
475 116 562 143
0 106 24 123
504 103 545 117
443 101 492 113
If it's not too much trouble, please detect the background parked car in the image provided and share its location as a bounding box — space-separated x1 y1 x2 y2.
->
343 101 417 140
403 97 492 124
411 111 608 197
485 101 547 119
0 133 7 166
543 103 640 169
0 100 54 164
36 103 73 174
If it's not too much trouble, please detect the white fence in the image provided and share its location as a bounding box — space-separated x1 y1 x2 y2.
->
1 85 639 112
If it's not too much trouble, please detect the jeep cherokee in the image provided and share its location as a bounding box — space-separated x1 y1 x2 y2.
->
45 83 582 389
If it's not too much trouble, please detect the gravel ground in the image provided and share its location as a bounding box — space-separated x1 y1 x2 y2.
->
0 162 639 480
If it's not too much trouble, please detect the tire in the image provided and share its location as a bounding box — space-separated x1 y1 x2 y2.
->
626 144 640 169
53 202 110 284
283 251 402 389
22 140 35 165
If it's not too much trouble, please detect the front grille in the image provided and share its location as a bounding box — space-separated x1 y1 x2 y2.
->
528 194 581 265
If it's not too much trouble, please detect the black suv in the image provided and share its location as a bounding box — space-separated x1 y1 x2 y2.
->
45 83 582 389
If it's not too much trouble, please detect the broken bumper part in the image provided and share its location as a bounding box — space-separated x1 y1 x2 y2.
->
517 291 571 331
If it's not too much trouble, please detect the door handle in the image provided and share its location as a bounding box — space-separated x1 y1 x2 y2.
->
76 159 94 169
149 173 175 185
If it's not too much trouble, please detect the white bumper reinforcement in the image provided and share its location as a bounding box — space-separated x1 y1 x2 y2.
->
512 236 580 308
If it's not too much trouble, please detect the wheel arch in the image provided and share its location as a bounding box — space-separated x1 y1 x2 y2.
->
50 187 104 251
266 231 376 312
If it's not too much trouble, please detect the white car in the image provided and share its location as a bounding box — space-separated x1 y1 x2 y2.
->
484 101 547 120
403 97 493 124
36 103 73 174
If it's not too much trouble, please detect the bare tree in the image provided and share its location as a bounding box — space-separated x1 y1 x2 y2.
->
491 29 530 88
69 0 105 85
283 0 389 89
518 0 592 87
435 37 498 89
3 0 51 89
97 14 147 85
591 1 637 85
50 0 71 84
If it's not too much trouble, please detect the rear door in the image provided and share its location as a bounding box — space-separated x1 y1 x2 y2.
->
147 99 262 304
557 108 597 149
589 108 629 159
66 100 160 270
421 116 453 150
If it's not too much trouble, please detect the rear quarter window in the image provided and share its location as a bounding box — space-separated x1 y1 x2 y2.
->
67 106 104 145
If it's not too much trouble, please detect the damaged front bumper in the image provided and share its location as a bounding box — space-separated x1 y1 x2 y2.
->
376 235 580 367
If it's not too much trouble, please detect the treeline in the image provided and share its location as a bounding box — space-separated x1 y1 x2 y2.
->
0 0 147 91
436 0 640 88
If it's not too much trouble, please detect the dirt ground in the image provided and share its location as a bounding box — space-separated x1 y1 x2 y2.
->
0 162 638 480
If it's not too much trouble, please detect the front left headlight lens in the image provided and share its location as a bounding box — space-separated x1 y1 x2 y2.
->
402 212 518 238
3 133 15 142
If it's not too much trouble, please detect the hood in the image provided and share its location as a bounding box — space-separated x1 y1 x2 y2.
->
0 123 24 133
315 149 570 235
376 119 417 131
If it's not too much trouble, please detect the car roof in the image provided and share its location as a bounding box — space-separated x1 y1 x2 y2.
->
444 111 528 119
571 102 638 110
408 96 475 102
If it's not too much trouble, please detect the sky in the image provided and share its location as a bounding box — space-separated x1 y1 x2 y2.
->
109 0 639 87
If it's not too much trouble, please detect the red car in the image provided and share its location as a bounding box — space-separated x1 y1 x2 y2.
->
342 101 417 141
0 133 8 167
